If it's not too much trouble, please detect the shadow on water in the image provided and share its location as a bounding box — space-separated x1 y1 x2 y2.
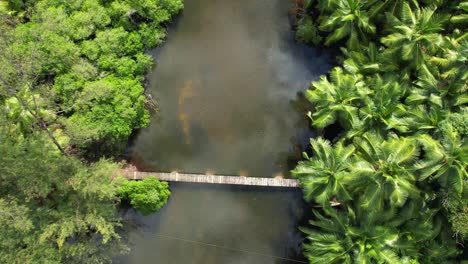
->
273 91 317 176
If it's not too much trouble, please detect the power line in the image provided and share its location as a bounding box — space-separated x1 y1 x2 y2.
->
154 233 308 263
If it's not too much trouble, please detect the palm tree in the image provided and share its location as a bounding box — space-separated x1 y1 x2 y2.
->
367 0 420 19
449 1 468 24
416 126 467 195
393 199 459 262
342 42 379 74
403 38 466 113
318 0 376 50
409 65 444 107
301 205 408 264
292 138 355 204
381 3 446 70
302 200 458 264
428 36 468 109
342 42 399 75
307 71 410 138
315 0 339 13
306 67 365 129
397 104 447 135
351 133 420 209
347 74 409 138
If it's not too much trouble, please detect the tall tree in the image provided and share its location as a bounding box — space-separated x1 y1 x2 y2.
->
0 125 127 263
318 0 376 50
302 205 411 264
0 18 67 155
306 67 364 129
381 3 446 70
292 138 354 204
293 0 467 262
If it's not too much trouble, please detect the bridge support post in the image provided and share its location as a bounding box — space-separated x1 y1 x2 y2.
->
170 171 179 182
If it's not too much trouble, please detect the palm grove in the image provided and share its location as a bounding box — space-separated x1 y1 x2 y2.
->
292 0 467 263
0 0 180 262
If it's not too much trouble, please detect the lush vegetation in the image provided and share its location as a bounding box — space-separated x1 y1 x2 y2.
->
292 0 467 262
119 177 171 215
0 0 182 262
0 125 126 263
1 0 183 157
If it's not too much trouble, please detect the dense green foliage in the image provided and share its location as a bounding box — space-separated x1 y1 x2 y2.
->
119 177 171 215
0 0 181 262
0 125 126 263
292 0 467 262
1 0 183 157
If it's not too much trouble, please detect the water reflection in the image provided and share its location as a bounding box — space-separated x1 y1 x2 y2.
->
123 0 331 262
130 0 331 177
178 80 194 145
118 183 307 264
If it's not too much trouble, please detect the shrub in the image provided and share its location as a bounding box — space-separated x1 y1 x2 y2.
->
118 177 170 215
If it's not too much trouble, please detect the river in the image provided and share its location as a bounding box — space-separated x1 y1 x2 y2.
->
121 0 330 263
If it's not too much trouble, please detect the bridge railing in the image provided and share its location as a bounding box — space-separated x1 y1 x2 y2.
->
120 171 300 188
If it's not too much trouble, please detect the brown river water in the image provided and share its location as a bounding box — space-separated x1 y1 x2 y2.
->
120 0 330 263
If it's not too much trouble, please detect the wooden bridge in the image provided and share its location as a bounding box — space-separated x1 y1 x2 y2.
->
121 171 300 188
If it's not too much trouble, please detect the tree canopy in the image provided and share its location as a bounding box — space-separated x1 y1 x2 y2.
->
0 127 126 263
293 0 467 262
0 0 181 261
0 0 183 157
118 177 171 215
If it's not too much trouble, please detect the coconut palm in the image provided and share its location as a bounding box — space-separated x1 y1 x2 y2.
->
351 133 420 209
293 0 465 262
367 0 420 19
416 126 467 195
404 49 466 114
301 205 407 264
292 138 355 204
381 3 446 70
342 42 379 74
302 195 458 264
342 42 399 74
428 36 468 108
318 0 376 50
397 105 447 135
347 75 409 138
394 200 459 262
315 0 340 13
306 67 365 129
449 1 468 24
408 65 444 107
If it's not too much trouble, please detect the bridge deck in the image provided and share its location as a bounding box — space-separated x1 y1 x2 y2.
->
121 171 300 188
